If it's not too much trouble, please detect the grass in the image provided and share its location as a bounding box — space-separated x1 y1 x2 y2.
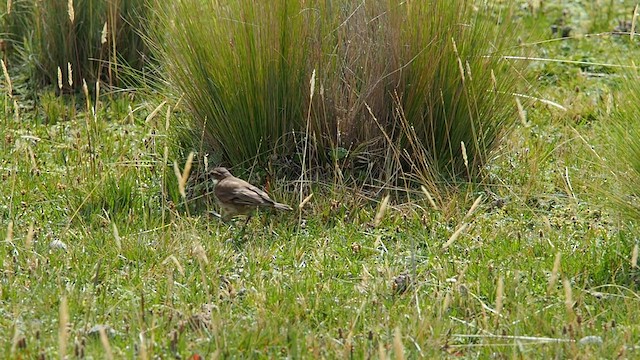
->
2 0 640 358
154 0 523 184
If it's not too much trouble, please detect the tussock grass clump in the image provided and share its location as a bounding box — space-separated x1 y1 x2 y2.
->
28 0 150 91
0 0 33 54
156 0 523 184
601 69 640 220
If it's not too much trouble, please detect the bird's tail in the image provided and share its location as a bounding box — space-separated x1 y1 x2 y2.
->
273 202 293 211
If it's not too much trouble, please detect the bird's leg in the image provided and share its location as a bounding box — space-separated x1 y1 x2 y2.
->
233 215 252 243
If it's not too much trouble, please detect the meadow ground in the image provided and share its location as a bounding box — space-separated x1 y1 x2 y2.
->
2 1 640 358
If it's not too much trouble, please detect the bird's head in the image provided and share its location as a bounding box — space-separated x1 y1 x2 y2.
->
211 167 232 181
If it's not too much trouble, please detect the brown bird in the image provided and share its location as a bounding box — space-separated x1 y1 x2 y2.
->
211 167 292 221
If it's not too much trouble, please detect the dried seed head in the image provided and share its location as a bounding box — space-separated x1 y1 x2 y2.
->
101 22 108 45
495 276 504 324
67 0 74 23
309 68 316 101
563 278 574 319
420 185 438 210
464 195 483 221
373 194 390 227
461 141 468 170
67 63 73 87
516 97 528 127
5 221 13 242
442 223 468 250
1 59 12 97
547 252 562 294
57 66 63 90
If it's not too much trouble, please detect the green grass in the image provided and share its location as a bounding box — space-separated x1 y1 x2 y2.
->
2 1 640 358
154 0 523 184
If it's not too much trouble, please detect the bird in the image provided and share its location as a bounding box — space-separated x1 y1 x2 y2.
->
210 167 292 222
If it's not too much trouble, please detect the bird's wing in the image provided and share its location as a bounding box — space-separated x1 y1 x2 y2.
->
216 178 275 207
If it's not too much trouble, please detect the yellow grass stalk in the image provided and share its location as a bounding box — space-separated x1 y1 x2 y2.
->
420 185 438 210
1 59 12 97
563 278 574 321
300 69 316 223
452 38 465 82
67 63 73 87
58 296 69 359
25 223 34 250
464 195 483 221
173 161 184 198
13 99 19 121
373 194 390 227
461 141 468 171
393 327 404 360
378 342 387 360
162 255 185 276
67 0 74 23
632 244 638 269
442 223 468 250
193 242 209 265
182 152 194 185
547 252 562 294
298 193 314 210
515 97 528 127
495 276 504 327
145 100 167 123
101 22 108 45
57 67 63 90
112 223 121 252
10 325 21 356
5 221 13 243
138 332 148 360
309 68 316 101
82 79 90 111
94 81 100 118
99 327 114 360
7 0 11 14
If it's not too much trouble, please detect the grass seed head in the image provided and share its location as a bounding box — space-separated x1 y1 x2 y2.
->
563 278 574 320
420 185 438 210
5 220 13 243
1 59 12 97
548 252 562 294
101 22 108 45
373 194 390 227
67 0 74 23
67 63 73 87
